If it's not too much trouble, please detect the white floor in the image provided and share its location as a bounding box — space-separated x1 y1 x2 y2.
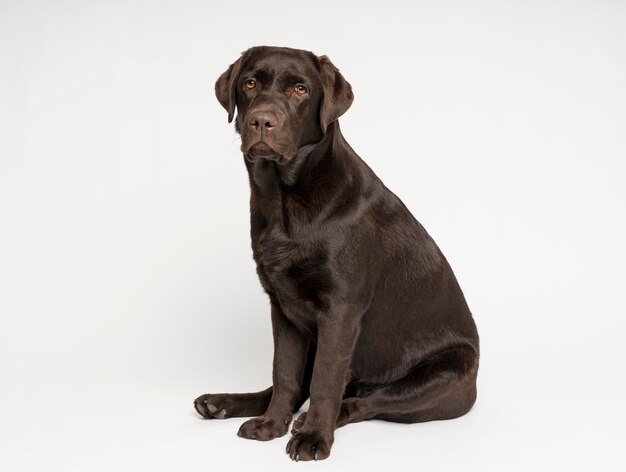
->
2 347 624 472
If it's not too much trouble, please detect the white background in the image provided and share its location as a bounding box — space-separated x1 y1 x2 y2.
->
1 1 625 470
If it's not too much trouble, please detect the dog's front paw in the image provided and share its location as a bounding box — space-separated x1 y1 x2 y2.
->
286 429 333 461
193 393 232 419
237 415 291 441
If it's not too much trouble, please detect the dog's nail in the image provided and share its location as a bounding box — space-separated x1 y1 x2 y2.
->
215 409 227 419
295 453 300 462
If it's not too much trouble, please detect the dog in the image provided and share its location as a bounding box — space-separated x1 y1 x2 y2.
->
194 46 479 461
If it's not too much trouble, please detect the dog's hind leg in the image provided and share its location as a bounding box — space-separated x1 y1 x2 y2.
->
195 308 316 441
194 387 273 419
292 344 478 431
194 345 315 420
194 343 315 421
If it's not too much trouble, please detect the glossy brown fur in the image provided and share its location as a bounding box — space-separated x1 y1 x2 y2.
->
195 46 479 461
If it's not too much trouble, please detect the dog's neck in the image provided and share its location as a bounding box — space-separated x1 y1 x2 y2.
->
245 121 345 194
245 122 362 228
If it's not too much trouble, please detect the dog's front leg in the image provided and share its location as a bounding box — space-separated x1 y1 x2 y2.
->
237 302 309 441
286 303 361 461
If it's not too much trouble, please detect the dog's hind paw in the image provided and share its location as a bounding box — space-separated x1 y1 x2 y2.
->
193 394 230 419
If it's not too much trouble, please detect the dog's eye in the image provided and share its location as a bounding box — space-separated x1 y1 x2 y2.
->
243 79 257 90
294 84 309 96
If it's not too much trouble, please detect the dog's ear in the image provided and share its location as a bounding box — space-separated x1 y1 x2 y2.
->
318 55 354 133
215 53 246 123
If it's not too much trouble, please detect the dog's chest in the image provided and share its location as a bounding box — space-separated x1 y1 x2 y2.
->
252 222 334 323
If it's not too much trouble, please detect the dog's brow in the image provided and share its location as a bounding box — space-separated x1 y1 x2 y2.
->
245 68 271 84
281 73 309 85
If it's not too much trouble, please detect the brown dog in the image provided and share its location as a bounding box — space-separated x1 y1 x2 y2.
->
194 46 479 461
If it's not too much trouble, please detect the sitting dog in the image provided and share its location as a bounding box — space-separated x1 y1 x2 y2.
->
194 46 479 462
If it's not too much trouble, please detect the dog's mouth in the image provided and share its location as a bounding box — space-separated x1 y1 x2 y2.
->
244 142 289 163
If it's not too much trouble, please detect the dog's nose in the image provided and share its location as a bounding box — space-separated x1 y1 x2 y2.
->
249 111 278 132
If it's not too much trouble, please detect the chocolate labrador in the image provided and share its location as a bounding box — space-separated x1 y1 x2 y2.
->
194 46 479 461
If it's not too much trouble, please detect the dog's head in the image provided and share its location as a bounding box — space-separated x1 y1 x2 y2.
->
216 46 353 163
